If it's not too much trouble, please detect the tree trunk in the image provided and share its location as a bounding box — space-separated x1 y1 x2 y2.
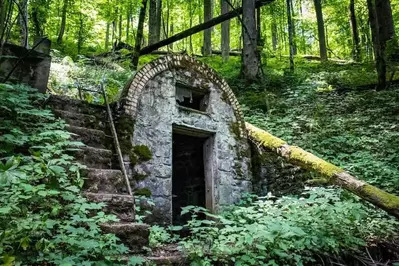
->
77 12 84 54
203 0 213 56
118 12 122 42
256 6 261 46
290 0 297 55
270 5 278 52
299 0 306 54
31 5 42 39
241 0 260 80
156 0 162 42
18 0 28 48
132 0 148 70
105 22 110 50
169 23 173 50
126 2 132 43
149 0 157 45
367 0 394 90
286 0 294 70
349 0 361 61
221 0 230 62
0 0 7 40
313 0 327 61
246 122 399 219
57 0 68 44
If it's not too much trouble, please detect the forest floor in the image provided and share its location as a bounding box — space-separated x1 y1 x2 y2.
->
49 54 399 194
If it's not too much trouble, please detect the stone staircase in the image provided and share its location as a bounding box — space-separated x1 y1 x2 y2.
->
47 95 185 265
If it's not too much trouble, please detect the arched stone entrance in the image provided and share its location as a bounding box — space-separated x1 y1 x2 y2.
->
122 55 252 224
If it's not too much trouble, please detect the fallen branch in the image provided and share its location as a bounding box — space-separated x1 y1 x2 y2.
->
246 122 399 219
212 49 241 56
139 0 275 56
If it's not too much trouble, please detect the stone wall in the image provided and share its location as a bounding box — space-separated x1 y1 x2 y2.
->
251 146 309 197
125 57 252 225
0 43 51 92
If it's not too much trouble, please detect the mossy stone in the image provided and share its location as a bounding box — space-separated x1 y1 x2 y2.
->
135 188 152 197
133 145 152 161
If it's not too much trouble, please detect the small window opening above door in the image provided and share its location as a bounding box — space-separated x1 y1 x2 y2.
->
175 82 209 112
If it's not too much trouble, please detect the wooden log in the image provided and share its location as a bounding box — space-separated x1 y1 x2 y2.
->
246 122 399 219
139 0 275 56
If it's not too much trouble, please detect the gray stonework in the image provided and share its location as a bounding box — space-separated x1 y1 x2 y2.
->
129 66 252 224
0 42 51 93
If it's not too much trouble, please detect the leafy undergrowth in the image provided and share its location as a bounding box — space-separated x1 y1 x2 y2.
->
152 188 398 266
0 84 141 265
202 56 399 194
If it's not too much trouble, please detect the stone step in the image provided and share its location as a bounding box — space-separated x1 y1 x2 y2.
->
123 244 187 265
145 255 186 265
53 109 108 131
84 192 135 222
100 223 150 253
75 146 113 169
82 168 128 194
67 125 112 149
47 95 107 119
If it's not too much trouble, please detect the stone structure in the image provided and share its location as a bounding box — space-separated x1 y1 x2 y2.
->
0 41 51 93
121 55 252 224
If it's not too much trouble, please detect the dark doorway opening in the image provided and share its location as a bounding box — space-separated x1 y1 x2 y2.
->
172 133 207 225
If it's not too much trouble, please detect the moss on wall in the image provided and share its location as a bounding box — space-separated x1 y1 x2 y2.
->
230 122 242 140
135 188 152 197
133 145 153 161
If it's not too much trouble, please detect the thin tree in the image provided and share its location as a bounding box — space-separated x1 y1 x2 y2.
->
148 0 157 45
18 0 28 48
0 0 7 39
241 0 260 80
105 22 110 49
57 0 68 44
221 0 230 62
270 4 278 52
286 0 294 70
132 0 148 70
313 0 327 61
349 0 361 61
290 0 297 55
156 0 162 42
203 0 213 56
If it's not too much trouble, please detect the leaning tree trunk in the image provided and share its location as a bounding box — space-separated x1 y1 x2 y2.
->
57 0 68 44
246 123 399 219
132 0 148 70
286 0 294 70
221 0 230 62
349 0 361 61
241 0 260 81
203 0 213 56
313 0 327 61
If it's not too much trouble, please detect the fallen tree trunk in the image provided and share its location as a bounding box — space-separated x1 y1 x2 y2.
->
139 0 275 56
246 122 399 219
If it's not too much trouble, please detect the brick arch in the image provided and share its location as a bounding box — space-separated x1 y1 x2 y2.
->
122 54 247 138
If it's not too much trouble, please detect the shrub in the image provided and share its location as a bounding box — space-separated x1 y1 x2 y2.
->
179 188 398 266
0 84 136 265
